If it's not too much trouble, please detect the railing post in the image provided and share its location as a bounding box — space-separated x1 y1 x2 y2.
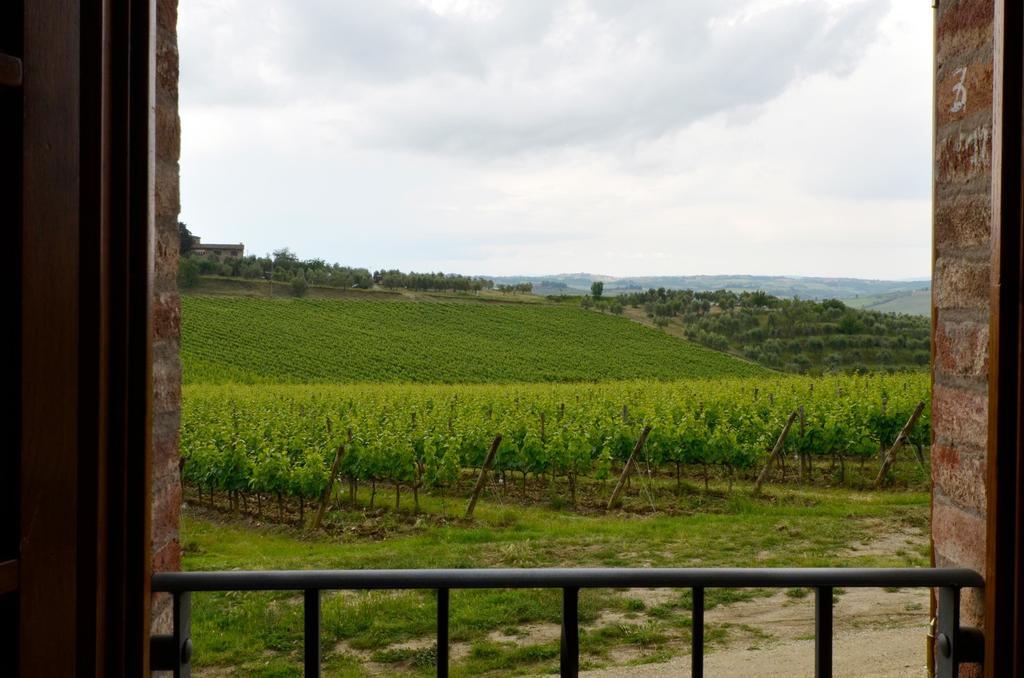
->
935 586 959 678
815 587 832 678
304 589 321 678
149 591 192 677
437 588 449 678
560 587 579 678
691 586 704 678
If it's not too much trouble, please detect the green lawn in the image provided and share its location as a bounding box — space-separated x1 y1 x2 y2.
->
182 482 929 676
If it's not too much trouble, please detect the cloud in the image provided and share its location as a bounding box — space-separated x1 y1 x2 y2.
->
182 0 889 156
179 0 931 279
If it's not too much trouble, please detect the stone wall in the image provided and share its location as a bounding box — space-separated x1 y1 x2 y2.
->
931 0 993 662
151 0 182 635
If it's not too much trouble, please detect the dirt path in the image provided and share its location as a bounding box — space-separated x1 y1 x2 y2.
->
576 527 932 677
580 626 927 677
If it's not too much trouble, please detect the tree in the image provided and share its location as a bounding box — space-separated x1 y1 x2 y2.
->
590 281 604 299
178 222 195 256
178 257 200 289
290 271 308 297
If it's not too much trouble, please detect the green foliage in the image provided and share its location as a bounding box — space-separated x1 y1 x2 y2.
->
181 297 770 384
290 271 308 298
616 288 930 375
178 257 201 289
591 281 604 299
181 374 930 503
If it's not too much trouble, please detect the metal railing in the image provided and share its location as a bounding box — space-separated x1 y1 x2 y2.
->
151 567 984 678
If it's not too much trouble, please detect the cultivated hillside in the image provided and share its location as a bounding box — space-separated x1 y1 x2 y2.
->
181 296 770 384
843 288 931 316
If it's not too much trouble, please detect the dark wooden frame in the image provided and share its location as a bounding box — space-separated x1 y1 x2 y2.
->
18 0 155 675
987 2 1024 676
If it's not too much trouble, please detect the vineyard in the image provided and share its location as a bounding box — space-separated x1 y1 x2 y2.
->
181 374 930 518
181 296 769 384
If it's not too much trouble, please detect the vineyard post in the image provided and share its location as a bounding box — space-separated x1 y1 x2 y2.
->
753 411 798 495
465 435 502 519
873 401 926 488
879 395 889 461
313 445 346 531
798 405 807 482
606 426 653 510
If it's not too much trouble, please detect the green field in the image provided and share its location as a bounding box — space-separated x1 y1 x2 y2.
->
182 296 769 384
843 289 931 316
181 291 934 676
182 375 929 513
183 483 930 676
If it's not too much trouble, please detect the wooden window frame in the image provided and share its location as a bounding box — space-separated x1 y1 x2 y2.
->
988 2 1024 676
17 0 155 675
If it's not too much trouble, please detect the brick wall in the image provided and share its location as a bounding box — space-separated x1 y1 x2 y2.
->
932 0 993 664
152 0 182 635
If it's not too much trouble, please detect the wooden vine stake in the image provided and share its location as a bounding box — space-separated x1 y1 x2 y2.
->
312 443 346 530
753 411 799 495
465 435 502 519
606 426 653 510
873 401 926 488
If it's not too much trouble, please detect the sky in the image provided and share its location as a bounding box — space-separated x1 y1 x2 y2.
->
178 0 933 280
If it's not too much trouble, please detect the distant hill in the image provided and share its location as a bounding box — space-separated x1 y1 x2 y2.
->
181 296 770 384
492 273 931 301
842 288 931 316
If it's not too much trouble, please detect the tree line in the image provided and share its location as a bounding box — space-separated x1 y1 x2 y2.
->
178 224 494 295
586 287 931 375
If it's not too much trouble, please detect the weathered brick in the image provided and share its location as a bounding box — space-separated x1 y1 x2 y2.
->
936 60 993 127
936 0 994 68
934 256 989 310
152 428 181 487
932 444 987 513
156 0 177 34
934 191 991 249
155 159 180 220
932 383 988 448
152 1 182 638
154 216 181 295
155 103 181 164
153 364 182 418
935 122 992 185
151 481 182 553
152 537 181 573
156 31 179 103
932 499 986 575
934 319 989 379
153 291 182 341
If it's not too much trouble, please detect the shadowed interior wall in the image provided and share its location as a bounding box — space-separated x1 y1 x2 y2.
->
152 0 182 635
931 2 993 672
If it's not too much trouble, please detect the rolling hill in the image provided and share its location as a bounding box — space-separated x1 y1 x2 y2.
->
842 288 931 316
492 273 931 301
181 296 770 384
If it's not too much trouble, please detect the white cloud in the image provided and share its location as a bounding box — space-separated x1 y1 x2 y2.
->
179 0 931 279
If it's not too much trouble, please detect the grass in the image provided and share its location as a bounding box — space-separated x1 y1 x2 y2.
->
181 482 930 676
181 296 770 384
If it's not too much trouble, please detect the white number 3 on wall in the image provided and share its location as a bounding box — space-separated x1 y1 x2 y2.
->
950 67 968 113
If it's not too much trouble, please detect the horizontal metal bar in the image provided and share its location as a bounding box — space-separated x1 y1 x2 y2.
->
0 559 17 594
0 53 22 88
153 567 984 593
